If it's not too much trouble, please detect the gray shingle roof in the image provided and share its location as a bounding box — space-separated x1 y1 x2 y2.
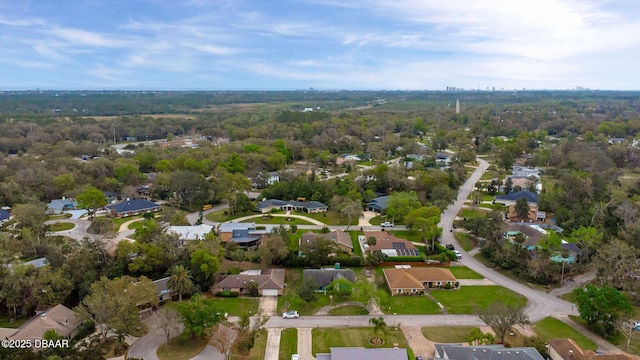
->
317 347 408 360
495 190 539 203
303 269 356 289
256 199 328 211
106 199 160 213
367 195 391 211
434 344 543 360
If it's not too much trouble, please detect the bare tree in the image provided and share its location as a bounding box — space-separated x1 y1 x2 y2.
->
157 308 180 344
617 319 639 350
478 301 529 344
207 323 238 360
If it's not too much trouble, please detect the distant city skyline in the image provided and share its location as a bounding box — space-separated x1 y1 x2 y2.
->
1 1 639 90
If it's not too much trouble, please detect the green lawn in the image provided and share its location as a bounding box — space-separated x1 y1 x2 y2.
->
312 327 411 356
454 232 477 252
157 336 208 360
244 216 313 225
111 215 143 228
448 266 484 279
300 210 348 226
350 231 364 257
248 329 268 360
458 209 484 219
0 316 29 328
279 328 298 360
389 230 424 243
422 326 479 343
383 295 441 315
533 317 597 351
431 286 527 314
328 306 369 316
128 221 144 230
205 209 254 223
49 222 75 231
198 296 259 316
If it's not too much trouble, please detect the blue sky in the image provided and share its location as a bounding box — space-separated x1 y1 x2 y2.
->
1 0 639 90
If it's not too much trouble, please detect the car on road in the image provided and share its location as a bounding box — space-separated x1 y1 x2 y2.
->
381 221 394 228
282 310 299 319
416 356 424 360
291 355 300 360
453 250 462 259
446 244 455 250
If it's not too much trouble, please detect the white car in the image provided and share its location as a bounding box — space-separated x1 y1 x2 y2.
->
381 221 394 228
291 355 300 360
453 250 462 259
282 310 299 319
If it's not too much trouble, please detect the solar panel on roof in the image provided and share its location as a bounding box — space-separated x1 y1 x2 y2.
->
392 242 406 249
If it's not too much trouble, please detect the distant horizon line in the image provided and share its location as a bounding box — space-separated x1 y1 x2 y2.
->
0 88 638 93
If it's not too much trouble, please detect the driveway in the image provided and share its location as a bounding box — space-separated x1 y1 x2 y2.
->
298 328 314 360
401 327 434 359
264 328 282 360
259 296 278 316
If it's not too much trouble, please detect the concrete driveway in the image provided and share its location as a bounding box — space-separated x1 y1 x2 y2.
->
401 327 434 359
264 328 282 360
259 296 278 316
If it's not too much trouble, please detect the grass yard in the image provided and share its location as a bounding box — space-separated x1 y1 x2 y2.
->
328 306 369 316
244 215 313 225
277 269 347 315
448 266 484 279
431 286 527 314
128 221 145 230
248 329 268 360
300 210 348 226
279 328 298 360
384 295 441 315
389 230 424 243
312 327 411 356
157 336 208 360
49 222 75 231
458 209 485 219
350 231 364 257
198 296 260 316
454 232 477 252
533 317 597 351
422 326 479 343
205 210 254 223
0 316 29 328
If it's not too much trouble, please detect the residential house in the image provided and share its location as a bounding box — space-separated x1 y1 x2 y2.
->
433 344 544 360
512 166 541 179
363 231 420 257
153 277 174 301
104 191 119 203
547 338 634 360
505 176 536 192
303 268 357 290
217 222 274 248
0 208 11 225
507 204 545 223
299 230 353 256
9 304 82 345
494 190 539 206
7 257 49 274
255 199 328 213
366 195 391 213
316 347 408 360
166 224 214 246
435 152 452 165
105 199 161 218
383 267 457 295
211 269 285 296
336 154 362 166
504 224 547 250
46 197 77 215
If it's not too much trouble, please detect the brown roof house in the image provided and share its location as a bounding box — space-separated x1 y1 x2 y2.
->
547 339 634 360
10 304 82 344
383 267 457 295
211 269 285 296
299 230 353 256
363 231 420 257
507 204 545 223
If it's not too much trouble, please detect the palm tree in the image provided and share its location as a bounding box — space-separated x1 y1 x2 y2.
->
167 265 193 302
369 316 387 335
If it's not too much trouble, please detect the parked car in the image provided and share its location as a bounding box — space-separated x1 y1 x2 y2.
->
282 310 299 319
291 355 300 360
446 244 455 250
453 250 462 259
381 222 394 228
416 356 425 360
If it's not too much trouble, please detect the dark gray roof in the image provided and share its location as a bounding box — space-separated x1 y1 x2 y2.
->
153 277 171 296
561 243 580 253
106 199 160 213
303 269 356 289
319 347 408 360
434 344 543 360
0 209 10 221
231 229 262 244
505 224 545 247
367 195 391 211
495 191 539 203
256 199 328 210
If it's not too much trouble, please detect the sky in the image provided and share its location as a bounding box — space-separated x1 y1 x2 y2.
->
1 0 640 90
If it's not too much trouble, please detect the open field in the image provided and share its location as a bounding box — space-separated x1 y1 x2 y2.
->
422 326 479 343
448 266 484 279
431 286 527 314
533 317 597 350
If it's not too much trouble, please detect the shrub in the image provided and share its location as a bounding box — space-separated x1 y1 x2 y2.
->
454 281 460 288
73 320 95 341
216 291 239 297
444 283 452 289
